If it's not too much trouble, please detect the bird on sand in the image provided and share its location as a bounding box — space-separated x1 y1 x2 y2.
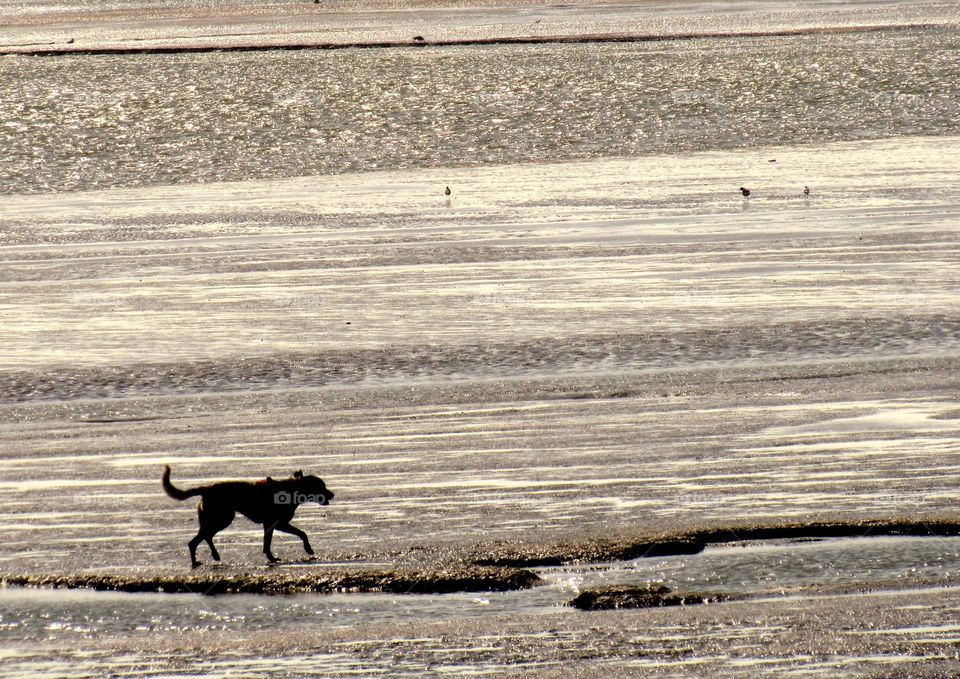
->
739 187 751 197
803 185 810 196
445 186 451 196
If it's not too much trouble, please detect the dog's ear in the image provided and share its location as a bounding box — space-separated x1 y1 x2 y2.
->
293 470 303 479
266 476 273 483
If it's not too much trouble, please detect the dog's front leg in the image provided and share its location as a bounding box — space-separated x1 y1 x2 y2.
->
263 524 279 563
275 522 314 557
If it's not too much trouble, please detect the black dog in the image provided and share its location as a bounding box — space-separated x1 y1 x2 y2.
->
162 465 334 568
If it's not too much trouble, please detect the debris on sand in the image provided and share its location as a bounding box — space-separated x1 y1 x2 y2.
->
568 585 727 611
2 566 540 596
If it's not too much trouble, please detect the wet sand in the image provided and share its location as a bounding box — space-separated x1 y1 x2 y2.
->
2 136 960 674
2 137 960 575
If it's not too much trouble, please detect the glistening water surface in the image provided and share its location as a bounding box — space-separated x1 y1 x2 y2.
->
3 28 959 194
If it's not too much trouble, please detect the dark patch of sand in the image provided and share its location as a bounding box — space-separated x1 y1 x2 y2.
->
2 23 942 57
6 317 955 403
2 566 540 596
471 518 960 568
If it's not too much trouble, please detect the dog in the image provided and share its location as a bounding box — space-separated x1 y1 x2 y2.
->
162 465 334 568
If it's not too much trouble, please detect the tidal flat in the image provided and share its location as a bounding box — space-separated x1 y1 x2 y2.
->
3 0 960 672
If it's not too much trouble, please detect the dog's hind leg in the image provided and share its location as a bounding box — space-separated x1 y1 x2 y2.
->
263 524 279 564
275 522 314 557
188 531 204 569
190 500 234 568
205 535 221 562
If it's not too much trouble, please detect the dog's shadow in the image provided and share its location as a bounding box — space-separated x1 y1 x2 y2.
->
267 556 320 568
188 556 321 572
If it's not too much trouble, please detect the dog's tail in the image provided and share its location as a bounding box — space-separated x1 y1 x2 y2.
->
162 465 202 501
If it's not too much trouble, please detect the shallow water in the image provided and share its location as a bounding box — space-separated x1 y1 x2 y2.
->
3 536 960 642
556 535 960 594
5 536 960 676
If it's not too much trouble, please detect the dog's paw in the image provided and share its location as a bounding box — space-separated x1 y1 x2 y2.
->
191 561 202 569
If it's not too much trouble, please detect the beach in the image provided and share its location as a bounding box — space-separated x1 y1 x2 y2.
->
2 0 960 675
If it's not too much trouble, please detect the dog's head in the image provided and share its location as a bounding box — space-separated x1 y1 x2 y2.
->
292 470 334 505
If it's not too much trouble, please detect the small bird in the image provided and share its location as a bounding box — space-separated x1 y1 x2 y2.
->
739 187 751 197
444 186 451 196
412 35 425 43
803 185 810 196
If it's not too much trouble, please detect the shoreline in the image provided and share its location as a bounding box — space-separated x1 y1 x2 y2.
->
2 22 948 56
471 517 960 568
